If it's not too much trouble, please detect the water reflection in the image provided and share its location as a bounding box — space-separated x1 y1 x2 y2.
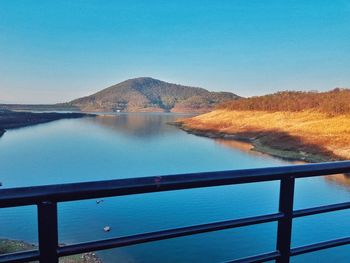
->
326 174 350 191
86 113 192 138
87 114 350 190
0 113 349 262
215 138 261 157
215 138 303 164
215 138 350 190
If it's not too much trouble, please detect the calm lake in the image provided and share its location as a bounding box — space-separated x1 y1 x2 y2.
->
0 113 349 262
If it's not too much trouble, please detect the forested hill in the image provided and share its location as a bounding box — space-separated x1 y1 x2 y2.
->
70 77 240 113
218 88 350 115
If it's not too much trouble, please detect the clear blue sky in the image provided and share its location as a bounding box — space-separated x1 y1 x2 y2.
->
0 0 349 103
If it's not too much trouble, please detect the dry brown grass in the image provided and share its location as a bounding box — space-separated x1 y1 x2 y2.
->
219 88 350 115
179 109 350 160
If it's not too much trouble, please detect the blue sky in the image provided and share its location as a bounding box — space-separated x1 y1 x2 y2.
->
0 0 349 103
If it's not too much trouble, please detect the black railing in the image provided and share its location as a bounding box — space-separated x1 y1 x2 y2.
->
0 161 350 263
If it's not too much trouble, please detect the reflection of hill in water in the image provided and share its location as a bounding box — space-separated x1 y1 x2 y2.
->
87 113 188 138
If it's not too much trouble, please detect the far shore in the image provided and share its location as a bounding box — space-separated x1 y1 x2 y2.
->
174 109 350 163
0 110 95 138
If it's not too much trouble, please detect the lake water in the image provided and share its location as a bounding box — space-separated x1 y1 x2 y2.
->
0 113 349 262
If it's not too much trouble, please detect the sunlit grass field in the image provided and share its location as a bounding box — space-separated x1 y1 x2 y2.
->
180 109 350 160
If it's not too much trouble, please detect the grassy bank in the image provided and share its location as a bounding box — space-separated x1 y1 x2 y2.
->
0 239 102 263
177 109 350 162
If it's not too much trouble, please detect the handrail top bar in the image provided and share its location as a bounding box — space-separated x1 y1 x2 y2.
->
1 161 350 208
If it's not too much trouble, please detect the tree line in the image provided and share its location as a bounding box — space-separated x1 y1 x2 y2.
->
218 88 350 115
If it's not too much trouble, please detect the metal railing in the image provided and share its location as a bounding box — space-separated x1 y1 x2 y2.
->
0 161 350 263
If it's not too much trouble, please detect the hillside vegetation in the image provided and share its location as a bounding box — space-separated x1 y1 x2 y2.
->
70 77 239 113
177 89 350 162
218 88 350 115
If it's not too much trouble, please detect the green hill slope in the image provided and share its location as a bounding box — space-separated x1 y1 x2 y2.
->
70 77 239 113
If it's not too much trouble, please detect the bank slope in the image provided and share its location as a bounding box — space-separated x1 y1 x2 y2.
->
177 89 350 162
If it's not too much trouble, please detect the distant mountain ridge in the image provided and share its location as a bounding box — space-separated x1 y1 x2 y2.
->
70 77 240 113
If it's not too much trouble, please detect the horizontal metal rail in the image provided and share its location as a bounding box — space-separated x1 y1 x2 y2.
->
225 251 281 263
0 250 39 263
291 237 350 256
57 213 283 257
0 161 349 263
293 201 350 218
1 161 350 208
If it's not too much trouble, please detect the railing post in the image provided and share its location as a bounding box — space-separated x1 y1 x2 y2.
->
276 176 295 263
37 201 59 263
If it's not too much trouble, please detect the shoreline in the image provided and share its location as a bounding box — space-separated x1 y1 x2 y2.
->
0 238 102 263
0 111 95 138
173 109 350 163
175 120 350 190
173 122 336 163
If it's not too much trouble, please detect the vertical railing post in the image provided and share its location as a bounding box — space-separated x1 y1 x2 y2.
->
37 201 59 263
276 176 295 263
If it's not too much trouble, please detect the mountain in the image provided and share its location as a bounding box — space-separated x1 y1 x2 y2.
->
70 77 240 113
